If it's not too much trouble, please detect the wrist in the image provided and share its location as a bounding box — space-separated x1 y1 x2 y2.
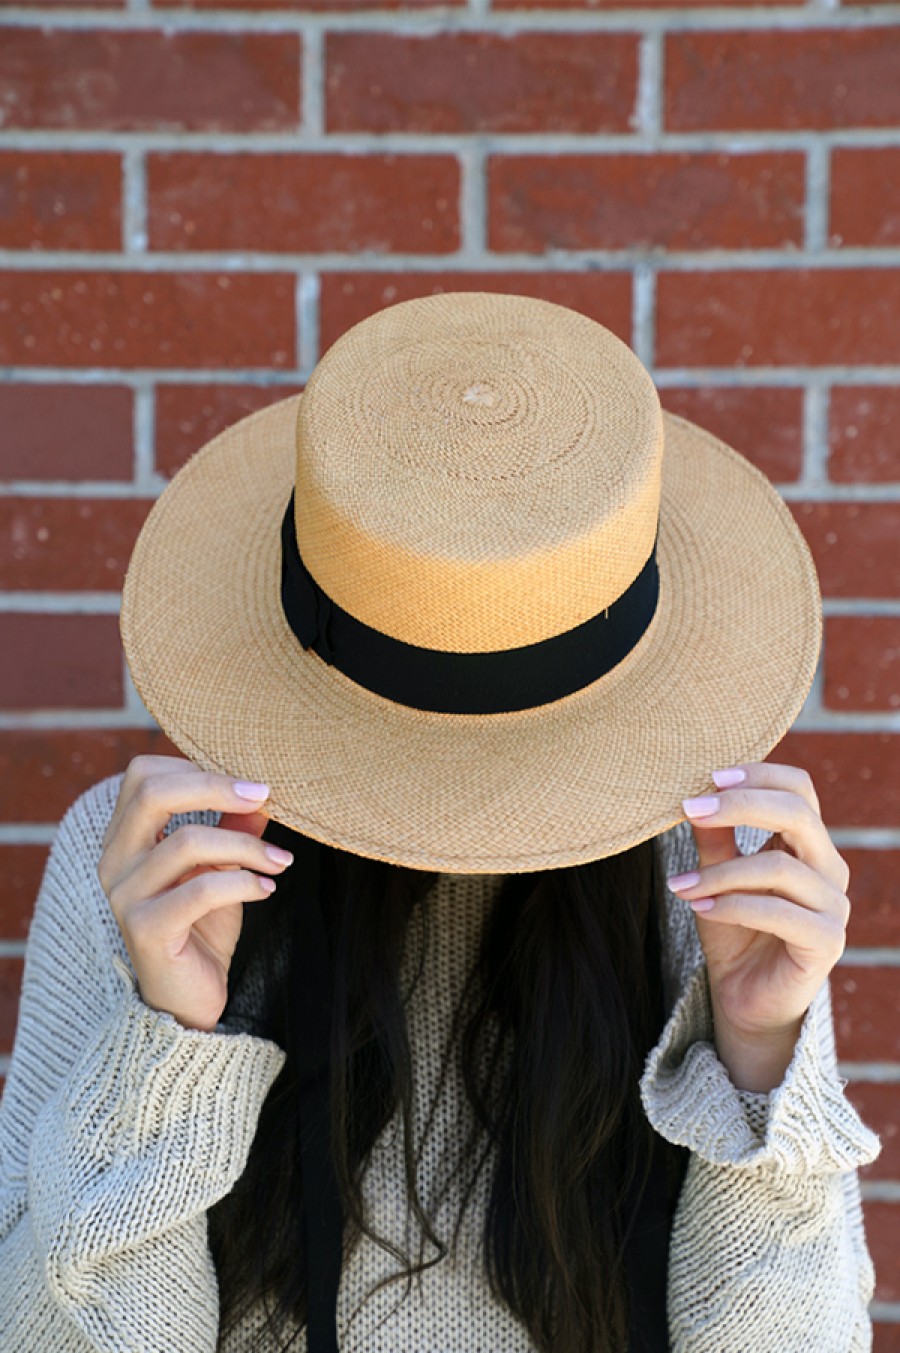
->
711 1005 805 1094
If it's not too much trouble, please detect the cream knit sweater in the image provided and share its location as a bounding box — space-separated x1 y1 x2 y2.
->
0 772 882 1352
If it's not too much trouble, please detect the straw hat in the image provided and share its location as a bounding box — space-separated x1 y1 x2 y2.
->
119 292 821 874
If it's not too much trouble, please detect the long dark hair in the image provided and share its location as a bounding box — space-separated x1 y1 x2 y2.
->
207 825 686 1351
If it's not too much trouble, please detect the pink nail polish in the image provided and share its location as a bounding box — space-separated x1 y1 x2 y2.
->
682 794 720 817
712 768 747 789
667 871 701 892
688 897 715 912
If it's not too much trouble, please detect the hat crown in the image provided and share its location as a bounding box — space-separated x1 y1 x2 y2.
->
294 292 663 653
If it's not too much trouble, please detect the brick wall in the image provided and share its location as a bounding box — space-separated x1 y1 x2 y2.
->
1 0 898 1338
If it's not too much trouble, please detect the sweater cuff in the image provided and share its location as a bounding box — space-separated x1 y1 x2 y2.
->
639 961 881 1175
30 955 287 1262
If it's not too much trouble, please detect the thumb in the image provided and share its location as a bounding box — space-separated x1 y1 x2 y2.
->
215 808 270 841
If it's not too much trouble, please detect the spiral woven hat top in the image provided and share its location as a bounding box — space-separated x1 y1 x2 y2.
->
120 291 822 873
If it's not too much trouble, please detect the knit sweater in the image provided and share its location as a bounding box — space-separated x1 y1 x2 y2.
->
0 772 882 1353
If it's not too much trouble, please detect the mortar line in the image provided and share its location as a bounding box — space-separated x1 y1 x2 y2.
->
297 272 320 371
122 145 147 254
3 246 900 272
842 950 900 967
800 384 830 489
631 266 655 368
802 652 825 723
132 383 156 489
805 139 831 252
1 6 899 32
635 29 663 139
831 829 900 847
5 129 900 154
838 1065 900 1082
301 23 324 139
3 367 900 388
459 143 487 260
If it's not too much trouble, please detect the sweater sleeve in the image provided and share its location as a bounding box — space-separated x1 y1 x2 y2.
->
0 776 287 1353
643 820 882 1353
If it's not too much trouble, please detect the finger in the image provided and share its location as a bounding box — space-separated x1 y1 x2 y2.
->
667 848 851 924
104 758 271 882
711 761 821 817
683 785 841 884
153 808 269 850
706 762 851 889
126 868 279 949
681 890 847 965
215 808 270 841
111 822 293 907
103 755 190 851
688 821 737 874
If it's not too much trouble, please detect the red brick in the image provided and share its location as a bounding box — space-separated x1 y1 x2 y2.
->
788 502 900 599
0 497 153 591
659 387 803 484
326 33 638 133
0 272 295 369
148 153 459 254
0 845 48 942
10 0 122 6
319 271 633 355
832 968 899 1063
865 1201 900 1302
158 0 462 8
665 30 900 131
0 30 299 132
830 148 900 248
844 850 900 949
0 959 24 1058
656 270 900 367
0 615 123 711
830 387 900 483
155 383 303 478
0 728 180 823
489 152 804 252
775 731 900 829
874 1321 900 1353
824 617 900 713
0 384 132 480
846 1082 900 1181
0 152 121 251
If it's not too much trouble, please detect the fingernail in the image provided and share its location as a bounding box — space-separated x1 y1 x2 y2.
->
712 767 747 789
258 877 277 893
265 845 294 866
234 780 270 800
682 794 720 817
688 897 715 912
667 871 701 892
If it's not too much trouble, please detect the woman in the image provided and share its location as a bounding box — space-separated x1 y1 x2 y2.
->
0 293 881 1352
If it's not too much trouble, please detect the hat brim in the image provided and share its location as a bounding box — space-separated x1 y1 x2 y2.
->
120 393 821 873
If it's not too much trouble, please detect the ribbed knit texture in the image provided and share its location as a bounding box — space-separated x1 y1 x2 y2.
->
0 773 881 1352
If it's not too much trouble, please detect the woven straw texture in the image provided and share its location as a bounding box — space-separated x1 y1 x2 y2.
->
119 293 822 873
295 292 661 649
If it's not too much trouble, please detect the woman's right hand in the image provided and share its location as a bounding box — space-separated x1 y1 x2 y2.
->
97 755 294 1033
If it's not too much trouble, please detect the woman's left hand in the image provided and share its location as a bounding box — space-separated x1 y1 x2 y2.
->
666 760 851 1092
